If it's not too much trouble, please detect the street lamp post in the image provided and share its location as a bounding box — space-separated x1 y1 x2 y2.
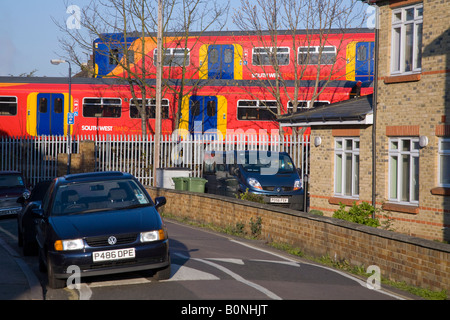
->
51 59 72 174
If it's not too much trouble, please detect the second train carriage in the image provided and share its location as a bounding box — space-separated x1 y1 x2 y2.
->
0 76 371 138
94 29 375 82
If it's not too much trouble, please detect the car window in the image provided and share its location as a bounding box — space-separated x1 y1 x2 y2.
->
0 174 25 188
51 179 151 215
239 153 295 174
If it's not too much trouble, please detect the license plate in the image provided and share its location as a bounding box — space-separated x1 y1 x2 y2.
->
0 208 21 215
270 197 289 203
93 248 135 262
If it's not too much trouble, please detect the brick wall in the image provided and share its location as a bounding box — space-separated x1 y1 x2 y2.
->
147 187 450 293
374 0 450 241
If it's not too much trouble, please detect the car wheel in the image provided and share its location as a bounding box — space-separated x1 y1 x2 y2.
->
47 256 66 289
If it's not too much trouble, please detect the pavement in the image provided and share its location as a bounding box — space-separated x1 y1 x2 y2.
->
0 236 43 300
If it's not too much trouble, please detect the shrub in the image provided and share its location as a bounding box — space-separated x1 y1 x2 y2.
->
236 188 265 204
332 202 380 227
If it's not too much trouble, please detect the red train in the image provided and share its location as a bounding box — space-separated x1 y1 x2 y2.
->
0 29 374 138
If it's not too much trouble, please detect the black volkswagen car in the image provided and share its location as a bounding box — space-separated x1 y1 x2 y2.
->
34 171 170 289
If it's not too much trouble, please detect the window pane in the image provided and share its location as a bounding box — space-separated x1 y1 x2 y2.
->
402 139 410 151
441 140 450 150
354 155 359 196
412 156 419 201
401 155 410 202
415 23 423 69
345 140 352 150
390 156 398 199
406 8 414 21
392 27 401 72
404 24 414 72
39 98 48 113
335 154 342 194
440 155 450 185
54 98 63 114
345 154 352 195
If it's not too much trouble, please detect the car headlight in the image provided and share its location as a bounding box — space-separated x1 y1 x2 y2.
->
140 229 166 242
54 239 84 251
247 177 263 190
294 179 302 191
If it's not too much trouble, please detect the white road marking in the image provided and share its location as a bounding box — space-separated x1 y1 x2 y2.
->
174 252 282 300
204 258 245 265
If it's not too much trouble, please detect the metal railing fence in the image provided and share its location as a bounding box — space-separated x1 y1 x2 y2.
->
1 134 310 187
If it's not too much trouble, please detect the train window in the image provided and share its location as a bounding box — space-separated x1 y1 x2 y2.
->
154 48 190 67
83 98 122 118
252 47 290 66
54 98 63 113
298 46 336 65
237 100 277 121
130 98 169 119
0 96 17 116
209 48 219 64
287 100 330 112
357 46 367 61
224 48 233 63
109 49 120 65
206 100 217 117
39 97 48 113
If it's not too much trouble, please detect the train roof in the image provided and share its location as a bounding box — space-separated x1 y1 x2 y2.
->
95 28 375 41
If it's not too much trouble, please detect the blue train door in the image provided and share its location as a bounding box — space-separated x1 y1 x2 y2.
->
37 93 65 135
355 42 374 81
208 45 234 79
189 96 218 135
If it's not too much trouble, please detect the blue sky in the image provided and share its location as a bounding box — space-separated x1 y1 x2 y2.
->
0 1 93 77
0 0 239 77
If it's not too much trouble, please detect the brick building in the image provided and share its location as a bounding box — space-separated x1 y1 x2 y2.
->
280 0 450 242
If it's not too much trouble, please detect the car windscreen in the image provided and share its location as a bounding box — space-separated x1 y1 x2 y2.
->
52 179 151 215
239 152 295 174
0 174 25 188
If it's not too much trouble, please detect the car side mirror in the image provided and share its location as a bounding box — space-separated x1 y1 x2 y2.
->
155 196 166 209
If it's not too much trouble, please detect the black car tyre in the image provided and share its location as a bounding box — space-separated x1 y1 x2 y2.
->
47 255 66 289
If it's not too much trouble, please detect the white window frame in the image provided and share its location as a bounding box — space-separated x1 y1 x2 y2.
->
154 48 190 67
438 138 450 187
298 46 336 65
0 96 18 116
334 137 360 198
82 97 122 118
388 137 420 205
287 100 330 112
237 100 278 121
252 47 290 66
390 4 423 75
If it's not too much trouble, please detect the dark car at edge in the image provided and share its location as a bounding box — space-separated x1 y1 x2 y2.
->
34 171 170 289
0 171 30 217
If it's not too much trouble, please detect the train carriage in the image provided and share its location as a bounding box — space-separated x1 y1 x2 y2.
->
94 29 374 82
